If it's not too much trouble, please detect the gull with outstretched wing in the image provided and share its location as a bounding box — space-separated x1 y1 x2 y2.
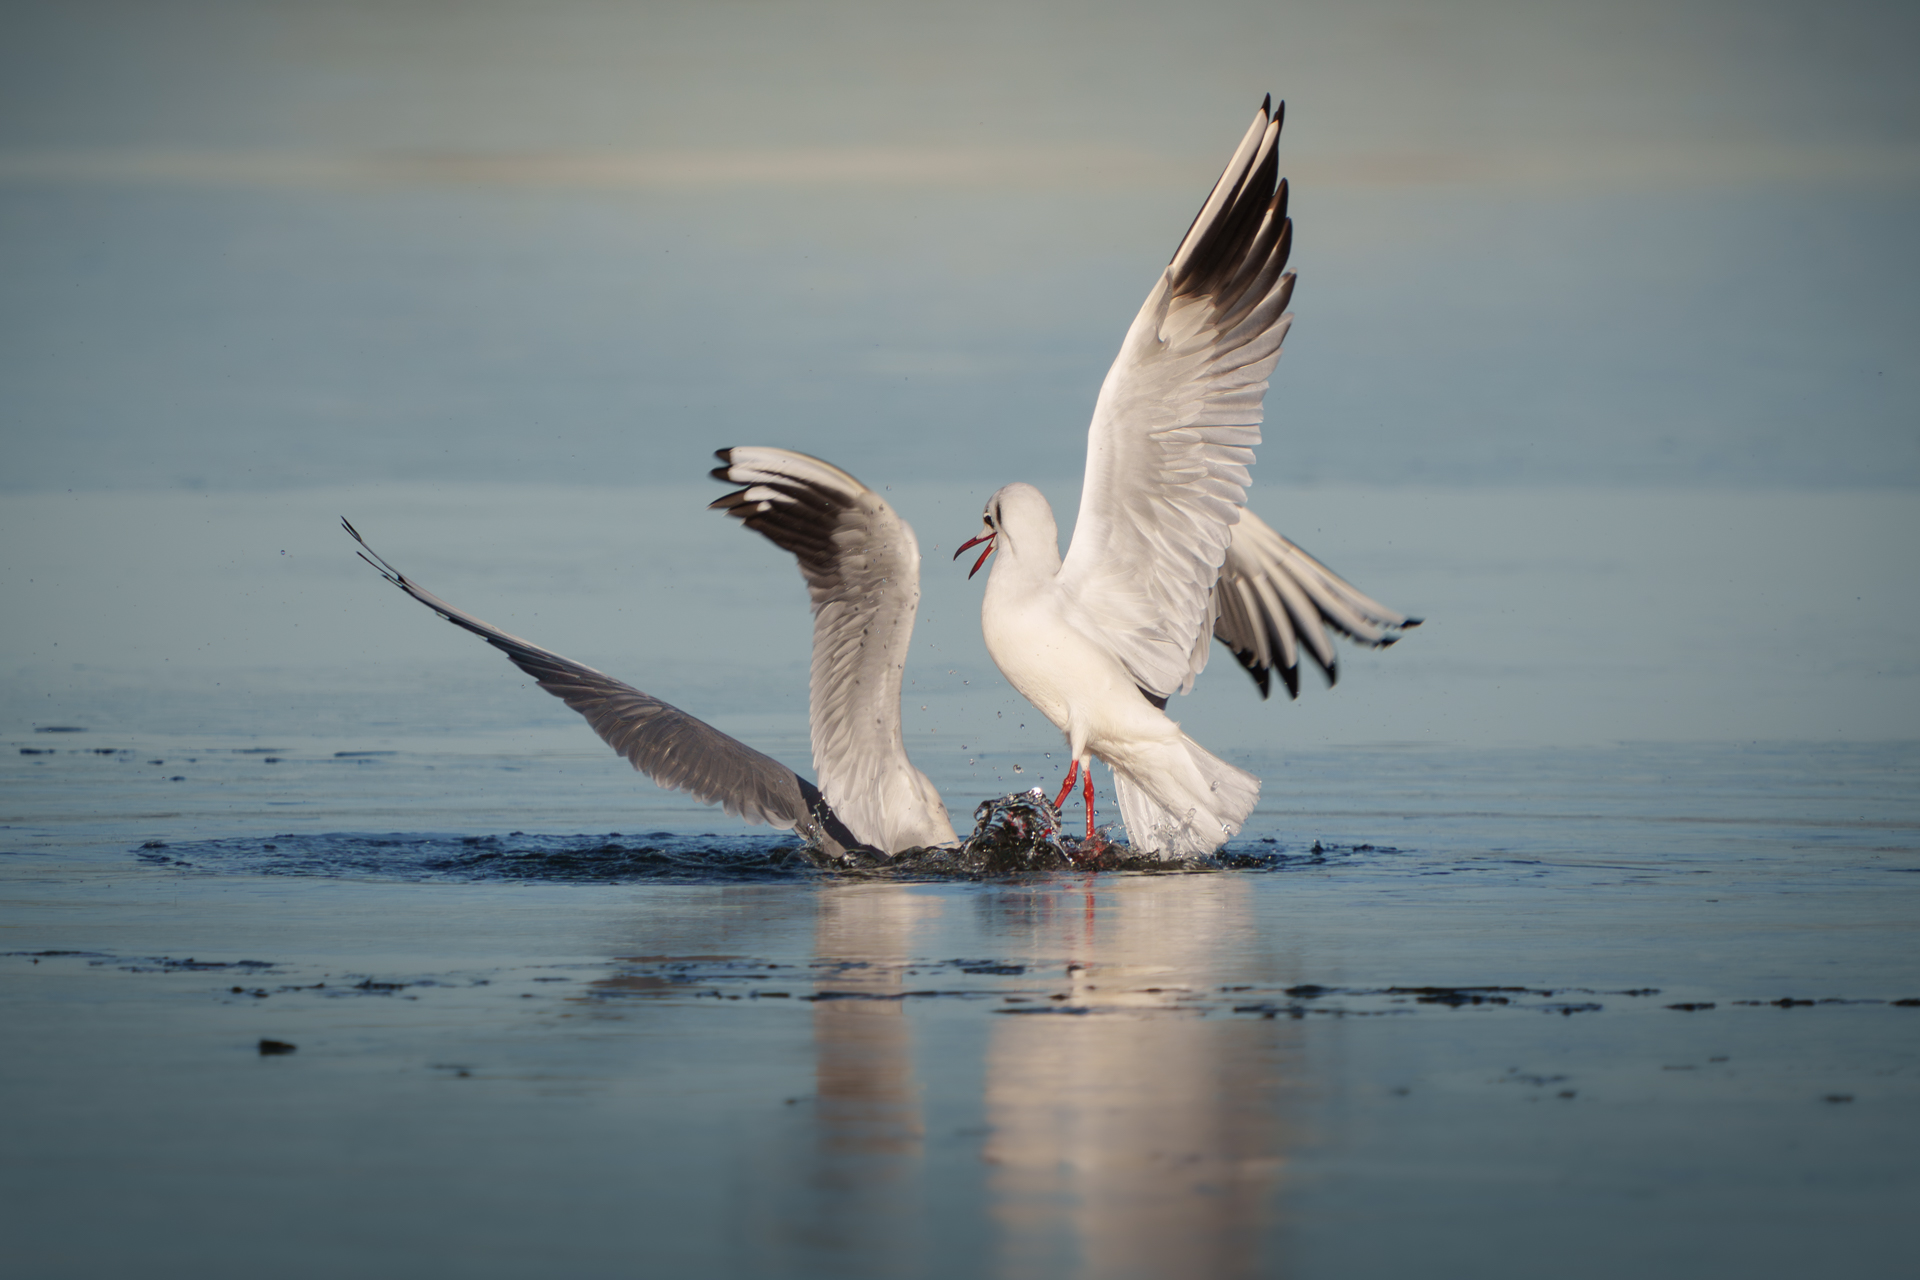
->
344 446 956 856
956 96 1417 857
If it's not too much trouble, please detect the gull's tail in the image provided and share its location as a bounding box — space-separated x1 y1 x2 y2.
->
1109 735 1259 859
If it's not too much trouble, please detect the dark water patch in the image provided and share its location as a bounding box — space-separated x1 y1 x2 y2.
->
5 950 280 973
583 956 1694 1019
1732 996 1891 1007
117 787 1407 885
142 831 825 884
135 805 1369 886
109 956 277 974
800 990 983 1002
1231 984 1642 1018
588 956 803 1000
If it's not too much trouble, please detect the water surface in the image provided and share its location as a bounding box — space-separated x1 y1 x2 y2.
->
4 729 1914 1279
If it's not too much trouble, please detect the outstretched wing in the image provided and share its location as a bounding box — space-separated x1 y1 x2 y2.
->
341 519 858 851
1058 96 1295 699
1212 507 1422 698
709 448 957 850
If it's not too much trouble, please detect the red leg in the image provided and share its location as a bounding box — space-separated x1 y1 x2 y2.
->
1082 766 1096 842
1052 759 1080 811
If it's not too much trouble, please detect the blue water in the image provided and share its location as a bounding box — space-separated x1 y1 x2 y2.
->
4 720 1916 1279
4 5 1918 1273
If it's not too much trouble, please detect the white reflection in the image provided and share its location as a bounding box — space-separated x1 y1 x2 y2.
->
981 877 1292 1280
802 884 945 1261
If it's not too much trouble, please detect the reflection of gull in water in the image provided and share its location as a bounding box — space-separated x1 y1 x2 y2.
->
982 877 1290 1278
342 444 957 855
954 97 1417 857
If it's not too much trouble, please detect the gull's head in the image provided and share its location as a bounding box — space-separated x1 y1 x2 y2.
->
954 483 1056 580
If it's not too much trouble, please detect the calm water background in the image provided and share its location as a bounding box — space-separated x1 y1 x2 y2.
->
3 2 1917 1277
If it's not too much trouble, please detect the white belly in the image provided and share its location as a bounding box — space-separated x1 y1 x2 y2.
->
981 576 1175 761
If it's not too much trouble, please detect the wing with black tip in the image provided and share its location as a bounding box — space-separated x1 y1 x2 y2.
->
1058 97 1297 699
1211 508 1421 698
709 448 957 850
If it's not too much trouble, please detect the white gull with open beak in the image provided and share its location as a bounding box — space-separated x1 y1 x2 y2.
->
955 97 1413 857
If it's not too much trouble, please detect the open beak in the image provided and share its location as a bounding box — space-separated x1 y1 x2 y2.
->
954 528 997 579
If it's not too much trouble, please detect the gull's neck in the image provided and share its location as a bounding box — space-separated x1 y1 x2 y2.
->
987 483 1063 588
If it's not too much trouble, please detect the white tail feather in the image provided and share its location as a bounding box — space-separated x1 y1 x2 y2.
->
1109 735 1259 858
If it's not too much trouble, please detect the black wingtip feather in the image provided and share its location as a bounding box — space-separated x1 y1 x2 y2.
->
1173 99 1289 302
1223 641 1277 700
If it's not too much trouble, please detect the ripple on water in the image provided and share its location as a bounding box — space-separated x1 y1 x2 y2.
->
134 793 1355 884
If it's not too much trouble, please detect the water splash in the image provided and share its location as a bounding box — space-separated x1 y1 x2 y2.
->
140 831 822 884
137 794 1320 883
847 790 1277 877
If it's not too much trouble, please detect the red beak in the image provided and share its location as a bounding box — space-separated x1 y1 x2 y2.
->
954 531 996 579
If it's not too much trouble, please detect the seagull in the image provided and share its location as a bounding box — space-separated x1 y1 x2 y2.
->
347 438 1407 862
955 96 1413 857
342 445 957 857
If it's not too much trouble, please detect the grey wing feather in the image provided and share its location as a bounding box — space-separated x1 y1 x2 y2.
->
340 519 855 850
708 448 957 850
1211 507 1422 699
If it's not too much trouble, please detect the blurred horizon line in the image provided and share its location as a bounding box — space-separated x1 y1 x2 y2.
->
5 476 1917 499
3 141 1916 192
